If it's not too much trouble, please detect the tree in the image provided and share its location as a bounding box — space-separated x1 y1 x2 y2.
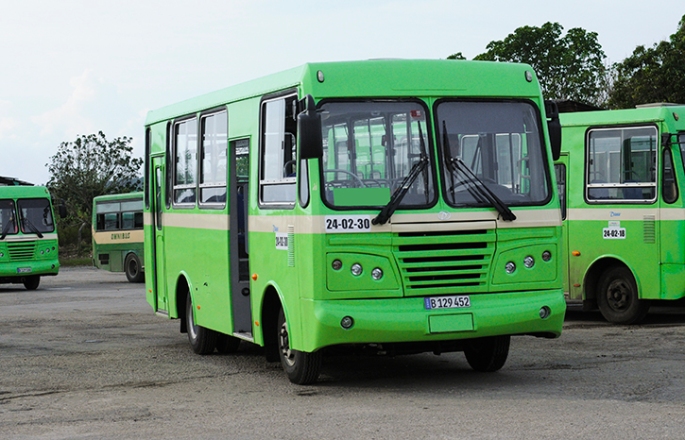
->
46 131 143 231
608 15 685 109
471 22 610 106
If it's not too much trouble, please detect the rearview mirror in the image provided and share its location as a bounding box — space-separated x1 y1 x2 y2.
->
545 100 562 161
297 95 323 160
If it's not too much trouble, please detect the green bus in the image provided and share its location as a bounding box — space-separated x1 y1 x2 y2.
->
556 104 685 324
92 192 145 283
0 178 63 290
144 59 565 384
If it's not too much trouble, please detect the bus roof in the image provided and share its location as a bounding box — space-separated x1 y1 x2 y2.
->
0 185 51 199
145 59 543 126
560 104 685 128
93 192 144 203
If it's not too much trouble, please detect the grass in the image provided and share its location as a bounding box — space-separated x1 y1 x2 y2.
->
60 256 93 267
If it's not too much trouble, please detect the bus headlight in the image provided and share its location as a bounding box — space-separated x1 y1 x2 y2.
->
331 259 342 271
351 263 363 276
542 250 552 262
371 267 383 280
505 261 516 274
524 256 535 268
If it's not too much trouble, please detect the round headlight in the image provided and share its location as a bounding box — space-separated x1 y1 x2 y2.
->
524 256 535 268
371 267 383 280
505 261 516 274
332 259 342 271
351 263 363 276
542 250 552 262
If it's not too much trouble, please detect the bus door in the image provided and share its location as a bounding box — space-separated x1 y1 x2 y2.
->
152 158 168 313
229 139 252 338
554 155 573 301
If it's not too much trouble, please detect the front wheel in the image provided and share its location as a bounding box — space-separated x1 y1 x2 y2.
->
596 266 649 324
23 276 40 290
124 253 144 283
186 293 217 354
277 308 322 384
464 335 510 372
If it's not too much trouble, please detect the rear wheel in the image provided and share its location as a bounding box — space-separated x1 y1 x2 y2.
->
124 253 144 283
23 276 40 291
277 308 322 384
597 266 649 324
186 293 217 354
464 335 510 372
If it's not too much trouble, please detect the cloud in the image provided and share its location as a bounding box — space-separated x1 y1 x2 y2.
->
0 100 20 139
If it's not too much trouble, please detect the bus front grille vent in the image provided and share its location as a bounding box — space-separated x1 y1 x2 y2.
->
8 242 36 261
394 229 494 295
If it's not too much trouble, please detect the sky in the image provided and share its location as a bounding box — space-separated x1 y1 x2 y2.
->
0 0 679 185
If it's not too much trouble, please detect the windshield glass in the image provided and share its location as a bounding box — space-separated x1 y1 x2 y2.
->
436 100 550 207
17 198 55 234
679 133 685 171
0 199 18 236
320 101 435 208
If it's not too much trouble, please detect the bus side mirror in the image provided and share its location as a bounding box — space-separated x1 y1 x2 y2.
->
298 95 323 160
545 100 562 161
58 202 67 219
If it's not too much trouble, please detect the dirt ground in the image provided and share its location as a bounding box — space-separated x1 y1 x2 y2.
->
1 267 684 439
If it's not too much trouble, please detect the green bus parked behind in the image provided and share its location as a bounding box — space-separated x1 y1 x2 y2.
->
144 59 566 384
0 178 63 290
556 104 685 324
92 192 144 283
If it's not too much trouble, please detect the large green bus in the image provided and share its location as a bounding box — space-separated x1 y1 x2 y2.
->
144 59 566 384
92 192 145 282
0 177 63 290
556 104 685 324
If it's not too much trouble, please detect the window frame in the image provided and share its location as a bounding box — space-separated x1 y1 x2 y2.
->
172 116 199 208
198 108 229 209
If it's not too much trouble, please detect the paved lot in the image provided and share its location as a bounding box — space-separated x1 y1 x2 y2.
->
1 267 684 439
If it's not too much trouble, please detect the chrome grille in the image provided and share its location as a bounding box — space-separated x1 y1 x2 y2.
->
394 229 494 295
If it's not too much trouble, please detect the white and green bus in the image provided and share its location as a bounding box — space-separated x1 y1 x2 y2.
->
0 177 64 290
144 60 566 384
92 192 145 282
556 104 685 324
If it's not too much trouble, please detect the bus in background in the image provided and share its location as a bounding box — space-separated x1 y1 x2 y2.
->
144 60 565 384
0 176 64 290
556 104 685 324
92 192 144 283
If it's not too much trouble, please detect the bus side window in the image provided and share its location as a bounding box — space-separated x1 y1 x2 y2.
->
259 94 297 206
662 147 678 203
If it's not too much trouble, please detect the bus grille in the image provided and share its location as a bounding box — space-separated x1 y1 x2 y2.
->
394 229 494 295
8 242 36 261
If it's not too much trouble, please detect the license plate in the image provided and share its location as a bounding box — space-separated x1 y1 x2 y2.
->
424 295 470 310
17 267 32 274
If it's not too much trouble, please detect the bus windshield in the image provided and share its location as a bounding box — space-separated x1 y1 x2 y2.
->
17 198 55 234
436 100 550 207
0 199 18 238
320 101 435 209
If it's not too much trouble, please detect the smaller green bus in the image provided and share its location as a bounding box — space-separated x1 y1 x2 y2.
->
556 104 685 323
0 179 63 290
92 192 145 283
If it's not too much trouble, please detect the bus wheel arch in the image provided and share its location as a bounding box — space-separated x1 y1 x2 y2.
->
124 252 144 283
586 260 649 324
176 275 217 354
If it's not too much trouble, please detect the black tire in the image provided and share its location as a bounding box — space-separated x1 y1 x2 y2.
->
23 276 40 291
277 308 322 384
597 266 649 324
124 253 144 283
215 333 241 354
464 335 510 372
186 293 217 354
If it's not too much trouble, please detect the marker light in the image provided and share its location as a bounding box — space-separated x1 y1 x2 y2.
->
351 263 363 276
371 267 383 280
539 306 551 319
524 256 535 268
505 261 516 274
542 250 552 262
332 259 342 271
0 252 4 258
341 316 354 329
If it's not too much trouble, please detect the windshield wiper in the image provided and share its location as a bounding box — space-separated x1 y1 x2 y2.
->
0 218 14 240
442 121 516 221
21 217 44 238
372 124 429 226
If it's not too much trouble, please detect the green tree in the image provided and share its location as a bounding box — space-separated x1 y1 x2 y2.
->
608 15 685 108
46 131 142 239
472 22 610 106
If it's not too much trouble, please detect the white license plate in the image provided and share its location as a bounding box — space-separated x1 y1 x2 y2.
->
424 295 471 310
